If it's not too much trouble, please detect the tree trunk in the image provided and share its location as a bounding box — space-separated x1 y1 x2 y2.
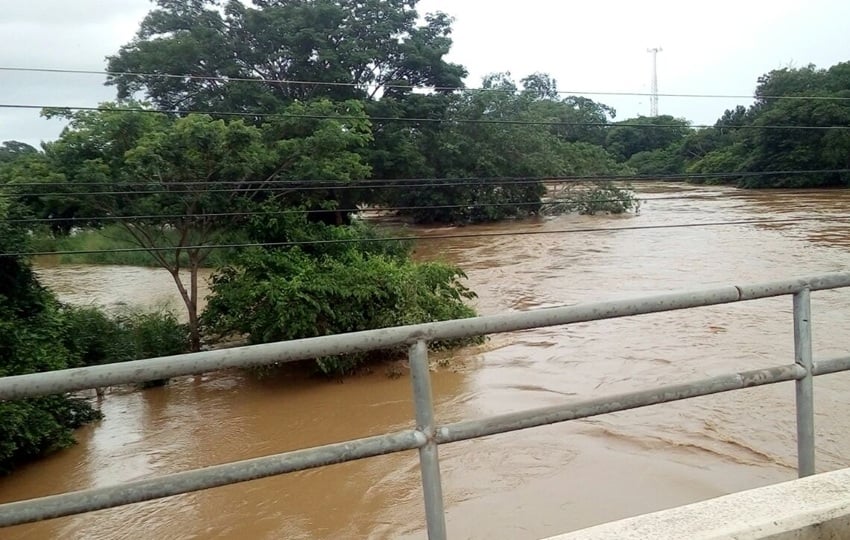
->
189 255 201 351
170 263 201 353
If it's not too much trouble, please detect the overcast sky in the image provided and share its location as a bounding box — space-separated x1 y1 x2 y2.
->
1 0 848 147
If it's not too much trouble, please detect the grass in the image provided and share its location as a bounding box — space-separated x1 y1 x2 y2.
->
30 225 246 267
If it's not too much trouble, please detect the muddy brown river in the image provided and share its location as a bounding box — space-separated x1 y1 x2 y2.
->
3 184 850 539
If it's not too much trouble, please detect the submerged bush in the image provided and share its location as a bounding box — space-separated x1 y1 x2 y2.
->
62 305 188 366
0 198 104 474
543 182 640 216
203 221 480 376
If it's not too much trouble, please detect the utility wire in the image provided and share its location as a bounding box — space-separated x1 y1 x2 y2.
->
2 103 849 130
3 179 603 197
3 65 850 103
7 217 849 258
7 169 850 190
6 196 692 224
4 170 849 197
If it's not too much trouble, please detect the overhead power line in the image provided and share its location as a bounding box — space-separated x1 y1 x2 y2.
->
5 195 694 224
6 217 849 258
3 179 607 197
2 102 849 131
3 169 848 197
6 169 850 190
2 65 850 103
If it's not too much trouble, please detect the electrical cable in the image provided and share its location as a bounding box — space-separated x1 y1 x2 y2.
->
4 170 848 197
7 216 849 258
6 195 692 224
3 65 849 103
6 169 850 189
2 103 848 131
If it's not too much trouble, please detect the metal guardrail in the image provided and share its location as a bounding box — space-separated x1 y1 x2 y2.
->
2 273 850 539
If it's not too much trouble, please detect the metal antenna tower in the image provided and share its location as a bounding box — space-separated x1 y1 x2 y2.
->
647 47 662 116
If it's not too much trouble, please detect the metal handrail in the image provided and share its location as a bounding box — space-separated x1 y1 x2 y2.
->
2 272 850 539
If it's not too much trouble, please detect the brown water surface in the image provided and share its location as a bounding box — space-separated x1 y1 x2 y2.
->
4 184 850 539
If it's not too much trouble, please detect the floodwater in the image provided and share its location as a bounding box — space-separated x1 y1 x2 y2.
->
4 184 850 539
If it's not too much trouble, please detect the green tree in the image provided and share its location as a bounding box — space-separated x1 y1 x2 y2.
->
686 62 850 187
0 199 101 474
32 106 272 350
260 99 374 225
105 0 467 205
626 145 685 175
0 149 81 234
520 74 616 146
20 100 374 350
106 0 466 112
387 73 628 223
605 115 692 161
0 141 38 163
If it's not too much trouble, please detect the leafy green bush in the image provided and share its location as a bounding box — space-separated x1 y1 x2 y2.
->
543 182 640 216
391 179 546 224
61 305 189 388
61 306 132 367
0 199 103 474
203 222 479 376
0 396 101 475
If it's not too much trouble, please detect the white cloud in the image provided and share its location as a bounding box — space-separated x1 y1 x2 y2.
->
2 0 150 24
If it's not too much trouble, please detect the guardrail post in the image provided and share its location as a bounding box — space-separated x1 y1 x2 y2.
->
409 340 448 540
793 288 815 477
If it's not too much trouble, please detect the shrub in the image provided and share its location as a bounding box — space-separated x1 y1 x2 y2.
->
0 198 103 474
543 182 640 216
203 223 479 376
61 305 189 388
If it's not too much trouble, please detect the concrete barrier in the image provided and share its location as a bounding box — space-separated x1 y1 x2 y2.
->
544 468 850 540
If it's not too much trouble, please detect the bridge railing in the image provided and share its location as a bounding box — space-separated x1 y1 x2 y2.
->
2 273 850 539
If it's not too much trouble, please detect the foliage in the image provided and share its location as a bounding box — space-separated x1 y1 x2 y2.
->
543 182 640 216
60 306 131 367
0 198 101 475
626 144 685 175
202 220 479 376
384 73 628 223
61 305 189 369
605 115 692 161
0 396 101 475
20 102 375 350
104 1 634 223
261 99 374 225
0 141 38 163
685 62 850 188
106 0 466 111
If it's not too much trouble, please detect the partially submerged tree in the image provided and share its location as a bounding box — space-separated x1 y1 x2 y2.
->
386 73 632 223
19 100 374 350
28 106 268 350
0 198 101 474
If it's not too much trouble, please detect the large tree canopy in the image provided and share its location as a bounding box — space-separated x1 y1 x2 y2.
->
0 141 38 164
682 62 850 187
107 0 466 111
383 73 629 222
